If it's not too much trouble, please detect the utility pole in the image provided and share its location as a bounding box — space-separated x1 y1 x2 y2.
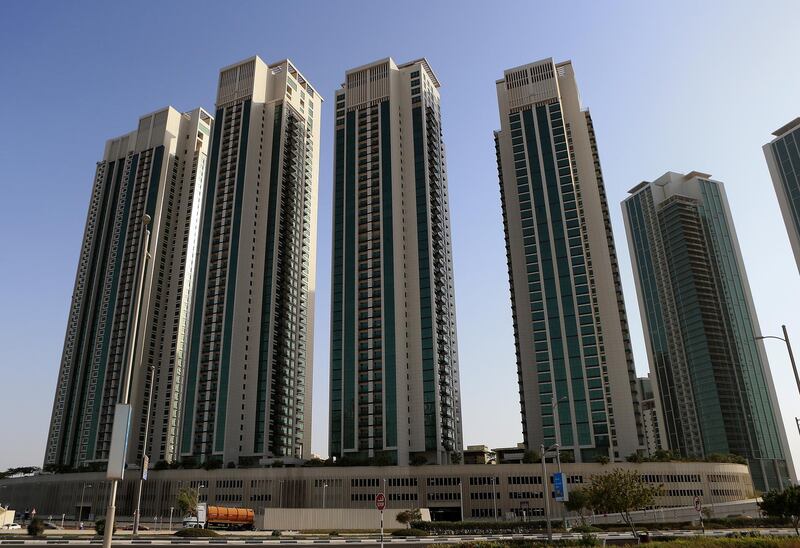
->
133 364 156 534
78 482 91 529
541 444 551 542
102 215 151 548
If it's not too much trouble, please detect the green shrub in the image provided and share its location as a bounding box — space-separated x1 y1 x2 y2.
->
271 529 281 537
27 518 44 537
570 524 602 533
391 528 427 537
174 528 219 537
94 519 116 536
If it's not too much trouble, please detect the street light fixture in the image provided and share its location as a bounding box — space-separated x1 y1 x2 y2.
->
756 325 800 439
133 364 156 535
322 482 328 509
78 482 92 529
540 443 559 542
102 214 151 548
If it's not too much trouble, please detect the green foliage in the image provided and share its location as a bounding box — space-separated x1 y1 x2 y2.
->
578 533 600 546
433 539 800 548
396 509 422 528
706 453 748 465
271 460 285 468
595 455 610 465
174 528 219 537
176 487 198 517
409 454 428 466
522 450 541 463
0 466 41 479
450 452 463 464
27 518 44 537
759 485 800 535
564 487 591 525
559 450 575 463
271 529 282 537
304 457 326 467
391 528 427 537
585 468 663 537
153 460 170 470
226 461 236 469
94 518 115 536
202 458 222 470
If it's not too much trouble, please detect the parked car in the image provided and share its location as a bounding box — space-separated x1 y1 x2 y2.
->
2 523 22 530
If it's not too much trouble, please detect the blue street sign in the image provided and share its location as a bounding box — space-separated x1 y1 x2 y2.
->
553 472 569 502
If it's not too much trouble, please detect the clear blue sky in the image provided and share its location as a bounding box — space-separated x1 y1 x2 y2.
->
2 1 799 473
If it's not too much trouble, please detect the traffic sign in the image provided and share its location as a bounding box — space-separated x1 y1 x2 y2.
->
375 492 386 511
694 496 702 512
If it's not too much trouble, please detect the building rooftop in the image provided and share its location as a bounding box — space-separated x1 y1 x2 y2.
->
772 117 800 137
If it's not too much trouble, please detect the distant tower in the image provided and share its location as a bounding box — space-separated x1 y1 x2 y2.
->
181 56 321 465
763 117 800 274
494 58 643 462
45 106 213 468
329 58 463 465
623 171 796 491
636 376 665 457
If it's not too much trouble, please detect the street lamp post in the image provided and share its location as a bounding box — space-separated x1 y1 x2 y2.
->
322 483 328 509
169 507 174 532
102 215 152 548
78 482 92 529
491 476 497 520
541 443 559 542
133 364 156 535
756 325 800 439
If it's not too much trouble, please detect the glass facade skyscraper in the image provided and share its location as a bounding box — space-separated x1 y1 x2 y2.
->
764 117 800 275
623 171 795 491
181 57 321 465
329 58 462 466
494 58 643 463
46 107 213 469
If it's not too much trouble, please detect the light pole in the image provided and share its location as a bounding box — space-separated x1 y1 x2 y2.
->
491 476 497 520
322 483 328 509
102 214 152 548
278 480 284 508
756 325 800 440
541 443 559 542
78 482 92 529
133 364 156 534
169 507 174 532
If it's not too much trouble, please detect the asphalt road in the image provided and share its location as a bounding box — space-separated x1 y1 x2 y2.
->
0 529 798 546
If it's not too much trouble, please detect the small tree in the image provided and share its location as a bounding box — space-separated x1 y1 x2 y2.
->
522 450 541 464
595 455 610 465
176 487 199 517
564 487 591 526
759 485 800 535
27 518 44 537
94 518 115 536
396 509 422 529
450 452 463 465
586 469 663 537
409 454 427 466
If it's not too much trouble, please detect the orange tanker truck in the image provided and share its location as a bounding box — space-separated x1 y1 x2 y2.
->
182 503 255 530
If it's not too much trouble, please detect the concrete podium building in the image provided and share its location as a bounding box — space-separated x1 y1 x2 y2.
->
329 58 462 466
0 462 755 525
494 58 643 463
181 57 321 466
763 117 800 274
45 106 213 469
623 171 795 491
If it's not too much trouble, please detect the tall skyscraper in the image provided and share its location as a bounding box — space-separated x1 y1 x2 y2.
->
623 171 795 490
182 57 321 465
46 106 213 469
636 376 665 457
494 58 643 463
764 117 800 274
329 58 462 465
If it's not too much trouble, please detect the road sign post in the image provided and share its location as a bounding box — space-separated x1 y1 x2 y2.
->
375 492 386 548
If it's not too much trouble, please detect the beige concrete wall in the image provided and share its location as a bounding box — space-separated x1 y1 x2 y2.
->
262 508 424 531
